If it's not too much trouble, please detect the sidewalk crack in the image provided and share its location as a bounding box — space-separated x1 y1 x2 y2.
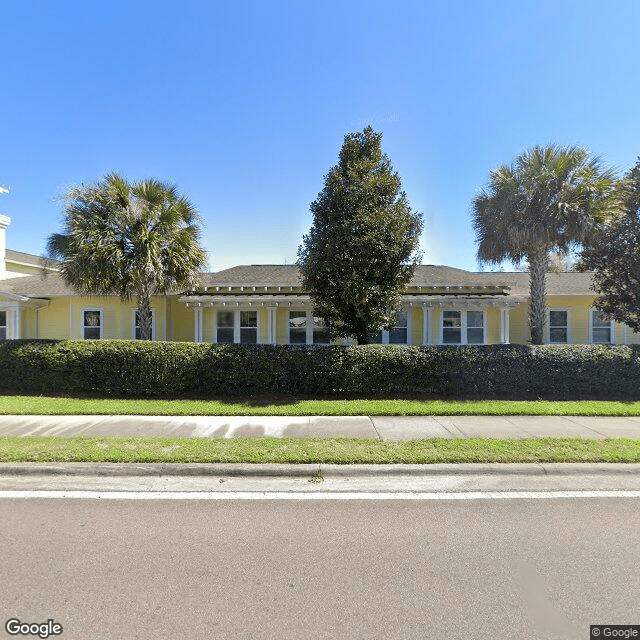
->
434 416 461 438
369 416 383 440
564 416 608 438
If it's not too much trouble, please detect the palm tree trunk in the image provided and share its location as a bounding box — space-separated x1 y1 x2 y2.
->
528 250 549 345
138 293 152 341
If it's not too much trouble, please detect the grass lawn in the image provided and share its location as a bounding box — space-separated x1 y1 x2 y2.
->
1 436 640 464
2 395 640 416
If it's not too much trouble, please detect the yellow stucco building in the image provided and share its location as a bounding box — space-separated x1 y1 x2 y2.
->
0 215 633 346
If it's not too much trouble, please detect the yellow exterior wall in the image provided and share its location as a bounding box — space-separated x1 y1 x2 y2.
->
547 296 588 344
508 303 530 344
38 298 71 339
485 307 500 345
34 296 176 341
259 308 269 343
22 308 36 339
276 308 288 344
13 293 640 346
626 327 640 344
411 307 422 345
201 308 214 343
5 262 44 276
430 308 441 345
168 298 194 342
505 296 623 345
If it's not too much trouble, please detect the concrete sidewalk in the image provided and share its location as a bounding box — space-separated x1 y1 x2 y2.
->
1 414 640 439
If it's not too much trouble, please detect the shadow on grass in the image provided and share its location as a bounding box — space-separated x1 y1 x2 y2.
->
2 388 640 407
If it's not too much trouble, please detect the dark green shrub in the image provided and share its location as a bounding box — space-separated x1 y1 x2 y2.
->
0 340 639 398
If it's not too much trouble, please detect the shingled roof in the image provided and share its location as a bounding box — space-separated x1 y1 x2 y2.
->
0 265 597 299
198 264 596 296
0 273 76 297
5 249 58 269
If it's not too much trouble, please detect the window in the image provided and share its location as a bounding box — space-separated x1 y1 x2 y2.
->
134 309 154 340
442 310 461 344
312 316 330 344
289 311 307 344
442 310 484 345
366 310 409 345
0 311 6 340
83 309 102 340
215 309 259 344
389 310 408 344
216 311 235 343
288 311 331 344
591 310 613 344
466 310 484 344
240 311 258 344
549 310 568 343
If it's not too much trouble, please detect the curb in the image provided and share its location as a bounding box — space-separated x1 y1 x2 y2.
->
2 462 640 477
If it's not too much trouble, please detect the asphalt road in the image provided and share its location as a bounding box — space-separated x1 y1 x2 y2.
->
1 497 639 640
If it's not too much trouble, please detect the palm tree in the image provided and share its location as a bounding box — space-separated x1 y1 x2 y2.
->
47 173 207 340
472 145 620 344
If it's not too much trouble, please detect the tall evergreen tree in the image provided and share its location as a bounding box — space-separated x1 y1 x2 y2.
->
298 126 423 345
47 173 207 340
472 145 620 344
580 158 640 331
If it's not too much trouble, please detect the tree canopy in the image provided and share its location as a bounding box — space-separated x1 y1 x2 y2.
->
47 173 207 340
579 157 640 332
472 145 620 344
297 126 423 345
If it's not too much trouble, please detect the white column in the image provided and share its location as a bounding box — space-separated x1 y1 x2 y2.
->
234 309 240 344
306 310 313 345
500 308 510 344
406 304 412 345
268 308 276 345
194 307 203 343
422 306 431 345
13 308 21 339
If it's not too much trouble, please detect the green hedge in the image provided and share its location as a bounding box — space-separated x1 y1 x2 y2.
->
0 340 638 398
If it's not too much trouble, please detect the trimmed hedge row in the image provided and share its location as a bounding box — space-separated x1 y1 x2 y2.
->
0 340 639 398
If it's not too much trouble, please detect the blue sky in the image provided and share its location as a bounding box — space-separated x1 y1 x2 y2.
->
2 0 639 272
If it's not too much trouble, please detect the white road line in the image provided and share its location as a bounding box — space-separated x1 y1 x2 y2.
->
1 490 640 500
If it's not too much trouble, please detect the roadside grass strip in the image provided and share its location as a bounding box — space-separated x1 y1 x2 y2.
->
2 437 640 464
3 396 640 416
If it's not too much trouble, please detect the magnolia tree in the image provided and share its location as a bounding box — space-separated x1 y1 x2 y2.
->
297 126 423 345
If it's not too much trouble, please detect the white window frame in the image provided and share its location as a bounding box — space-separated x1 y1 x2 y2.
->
547 308 570 344
439 309 487 345
365 308 411 345
287 310 331 345
213 309 260 344
0 309 6 340
214 309 235 344
82 308 103 340
132 308 156 340
589 308 615 344
288 310 309 345
388 308 409 345
239 309 259 344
